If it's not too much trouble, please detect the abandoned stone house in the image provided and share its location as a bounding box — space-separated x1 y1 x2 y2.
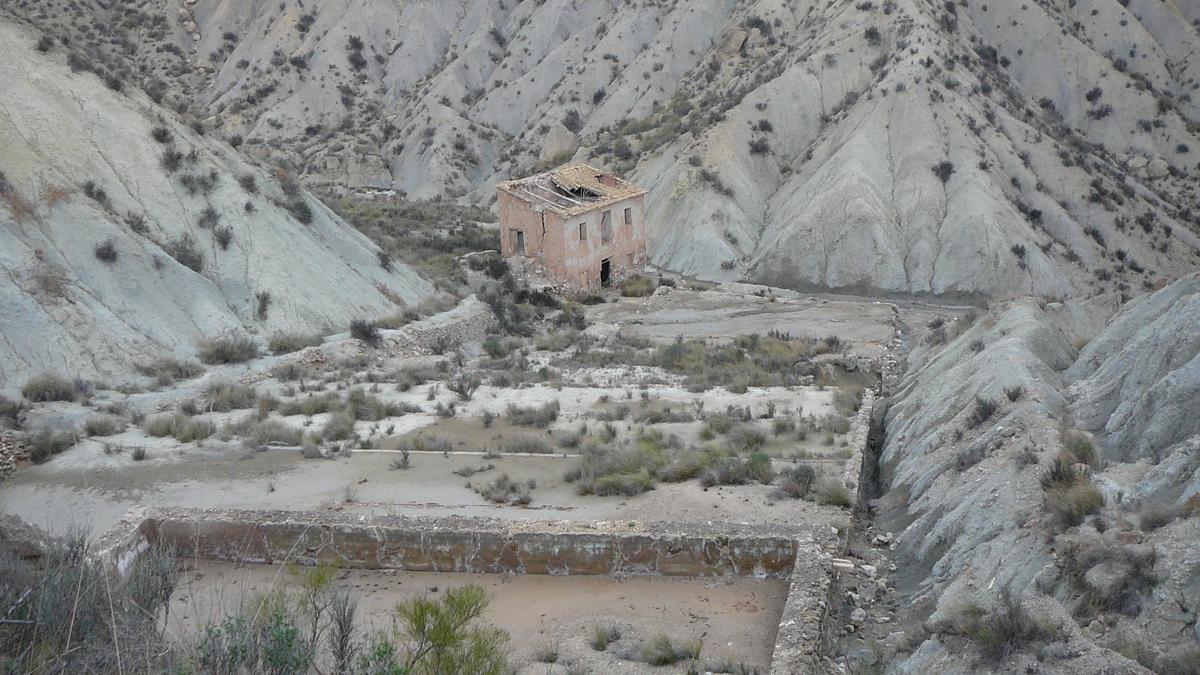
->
496 164 647 290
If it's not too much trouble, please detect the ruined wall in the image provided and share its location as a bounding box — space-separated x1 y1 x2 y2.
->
0 431 27 479
382 295 496 356
127 510 798 579
498 190 647 292
554 194 647 290
840 389 876 502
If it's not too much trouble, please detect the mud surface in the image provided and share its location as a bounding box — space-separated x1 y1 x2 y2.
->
168 562 788 672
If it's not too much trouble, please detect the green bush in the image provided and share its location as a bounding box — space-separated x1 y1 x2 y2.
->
566 436 670 496
198 336 260 364
21 373 76 402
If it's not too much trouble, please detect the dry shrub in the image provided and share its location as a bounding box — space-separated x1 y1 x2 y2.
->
2 189 37 221
950 592 1061 663
39 182 73 208
27 261 71 300
21 373 77 402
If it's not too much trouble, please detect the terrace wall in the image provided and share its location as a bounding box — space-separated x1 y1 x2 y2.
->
140 510 798 579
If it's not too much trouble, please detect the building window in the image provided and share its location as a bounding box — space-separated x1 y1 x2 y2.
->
511 229 525 254
624 207 633 225
579 222 587 241
601 210 613 243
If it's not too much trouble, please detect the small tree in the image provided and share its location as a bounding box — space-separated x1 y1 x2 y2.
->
394 585 509 675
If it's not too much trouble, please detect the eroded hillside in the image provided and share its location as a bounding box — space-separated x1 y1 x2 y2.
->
852 273 1200 672
0 19 429 387
6 0 1199 298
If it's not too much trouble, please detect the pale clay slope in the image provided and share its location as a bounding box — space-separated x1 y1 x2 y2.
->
0 21 430 390
131 0 1200 298
878 272 1200 672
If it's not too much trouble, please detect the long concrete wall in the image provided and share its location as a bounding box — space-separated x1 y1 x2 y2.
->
127 509 799 579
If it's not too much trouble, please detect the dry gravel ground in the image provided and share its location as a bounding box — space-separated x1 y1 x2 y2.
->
0 444 848 543
586 285 897 360
167 563 788 673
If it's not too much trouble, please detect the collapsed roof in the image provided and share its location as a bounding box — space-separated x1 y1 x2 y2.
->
497 163 647 217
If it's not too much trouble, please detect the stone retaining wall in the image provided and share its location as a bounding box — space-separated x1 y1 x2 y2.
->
840 389 875 502
384 295 496 356
140 510 797 578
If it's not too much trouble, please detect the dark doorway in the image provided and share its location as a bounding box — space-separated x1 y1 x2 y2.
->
600 258 611 287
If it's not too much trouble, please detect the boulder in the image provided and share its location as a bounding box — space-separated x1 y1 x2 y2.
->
539 123 579 163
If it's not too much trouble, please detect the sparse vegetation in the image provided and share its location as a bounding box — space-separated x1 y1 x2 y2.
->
143 413 215 443
506 400 560 428
268 331 323 354
641 633 702 666
475 473 535 505
28 428 75 463
93 239 118 263
84 415 125 437
966 396 999 429
21 373 77 402
949 592 1061 663
203 382 257 412
590 624 622 651
1040 449 1105 528
619 275 658 297
136 357 204 384
350 319 380 346
447 371 481 401
198 335 261 364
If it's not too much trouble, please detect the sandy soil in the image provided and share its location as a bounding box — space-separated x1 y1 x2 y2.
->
167 562 788 672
